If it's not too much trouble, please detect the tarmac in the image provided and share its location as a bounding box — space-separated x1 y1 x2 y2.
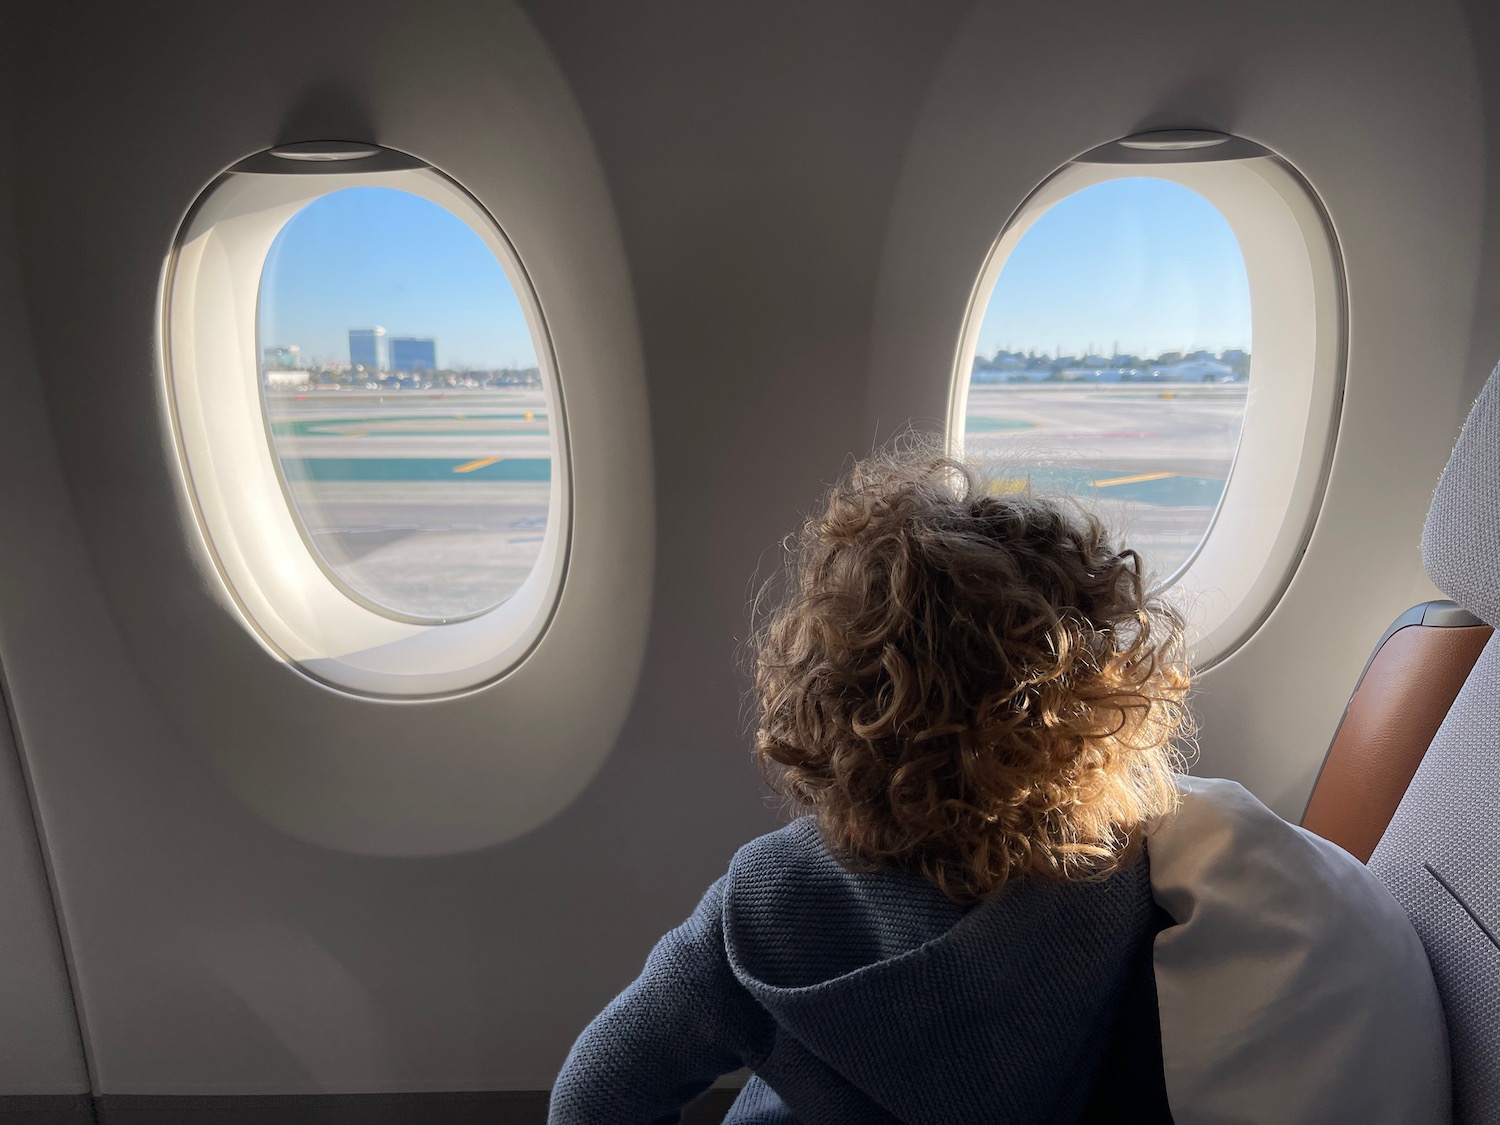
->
262 380 1249 617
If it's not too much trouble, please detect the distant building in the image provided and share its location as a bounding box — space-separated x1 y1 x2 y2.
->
349 327 387 371
262 344 301 369
389 336 437 372
972 353 1024 374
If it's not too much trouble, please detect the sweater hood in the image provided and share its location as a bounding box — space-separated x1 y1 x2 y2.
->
722 817 1157 1124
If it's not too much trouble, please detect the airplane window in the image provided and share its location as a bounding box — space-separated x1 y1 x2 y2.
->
258 187 551 621
164 148 573 695
946 137 1341 666
958 178 1250 583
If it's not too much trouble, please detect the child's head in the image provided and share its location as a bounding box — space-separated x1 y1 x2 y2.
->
750 450 1192 903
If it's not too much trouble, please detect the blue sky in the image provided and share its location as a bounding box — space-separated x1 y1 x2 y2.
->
975 177 1251 359
258 178 1247 370
259 187 539 370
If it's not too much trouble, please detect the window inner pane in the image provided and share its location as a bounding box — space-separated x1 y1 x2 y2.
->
259 187 550 621
962 177 1251 581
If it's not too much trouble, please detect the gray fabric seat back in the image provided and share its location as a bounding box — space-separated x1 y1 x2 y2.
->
1370 364 1500 1123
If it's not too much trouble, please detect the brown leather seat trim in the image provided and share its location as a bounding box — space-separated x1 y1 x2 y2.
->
1302 611 1492 863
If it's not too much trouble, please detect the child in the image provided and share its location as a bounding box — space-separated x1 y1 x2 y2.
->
549 452 1192 1124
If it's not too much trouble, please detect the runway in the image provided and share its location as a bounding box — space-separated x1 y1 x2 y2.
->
962 382 1248 579
262 381 1249 617
265 388 554 619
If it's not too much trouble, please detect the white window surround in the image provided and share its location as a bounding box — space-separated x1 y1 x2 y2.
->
162 160 571 698
950 147 1345 668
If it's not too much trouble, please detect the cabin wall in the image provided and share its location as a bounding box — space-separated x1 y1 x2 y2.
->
0 82 98 1105
0 0 1492 1111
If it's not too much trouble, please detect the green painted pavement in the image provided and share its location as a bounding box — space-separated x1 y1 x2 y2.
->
280 457 552 482
269 413 548 438
964 416 1035 432
996 466 1226 507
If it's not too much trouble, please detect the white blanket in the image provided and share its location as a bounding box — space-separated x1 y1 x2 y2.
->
1150 776 1450 1124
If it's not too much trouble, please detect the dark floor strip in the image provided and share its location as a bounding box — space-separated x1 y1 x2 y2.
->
90 1087 737 1125
0 1093 95 1125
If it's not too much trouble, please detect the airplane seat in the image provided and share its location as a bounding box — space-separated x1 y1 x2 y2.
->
1301 600 1492 862
1369 360 1500 1122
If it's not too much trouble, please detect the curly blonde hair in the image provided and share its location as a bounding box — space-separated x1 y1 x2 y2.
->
750 451 1193 904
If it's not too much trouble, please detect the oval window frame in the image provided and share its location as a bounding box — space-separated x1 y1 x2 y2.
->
162 145 573 698
950 136 1346 668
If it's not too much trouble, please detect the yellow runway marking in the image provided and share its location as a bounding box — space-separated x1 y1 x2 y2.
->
1094 471 1174 488
453 456 503 474
988 479 1029 495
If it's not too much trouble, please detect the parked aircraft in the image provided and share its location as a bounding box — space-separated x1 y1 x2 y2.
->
1 1 1495 1122
1146 360 1239 382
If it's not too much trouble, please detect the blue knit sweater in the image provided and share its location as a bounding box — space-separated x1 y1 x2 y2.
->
550 818 1167 1125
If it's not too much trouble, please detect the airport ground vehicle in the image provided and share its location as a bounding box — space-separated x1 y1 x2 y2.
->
2 1 1498 1121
